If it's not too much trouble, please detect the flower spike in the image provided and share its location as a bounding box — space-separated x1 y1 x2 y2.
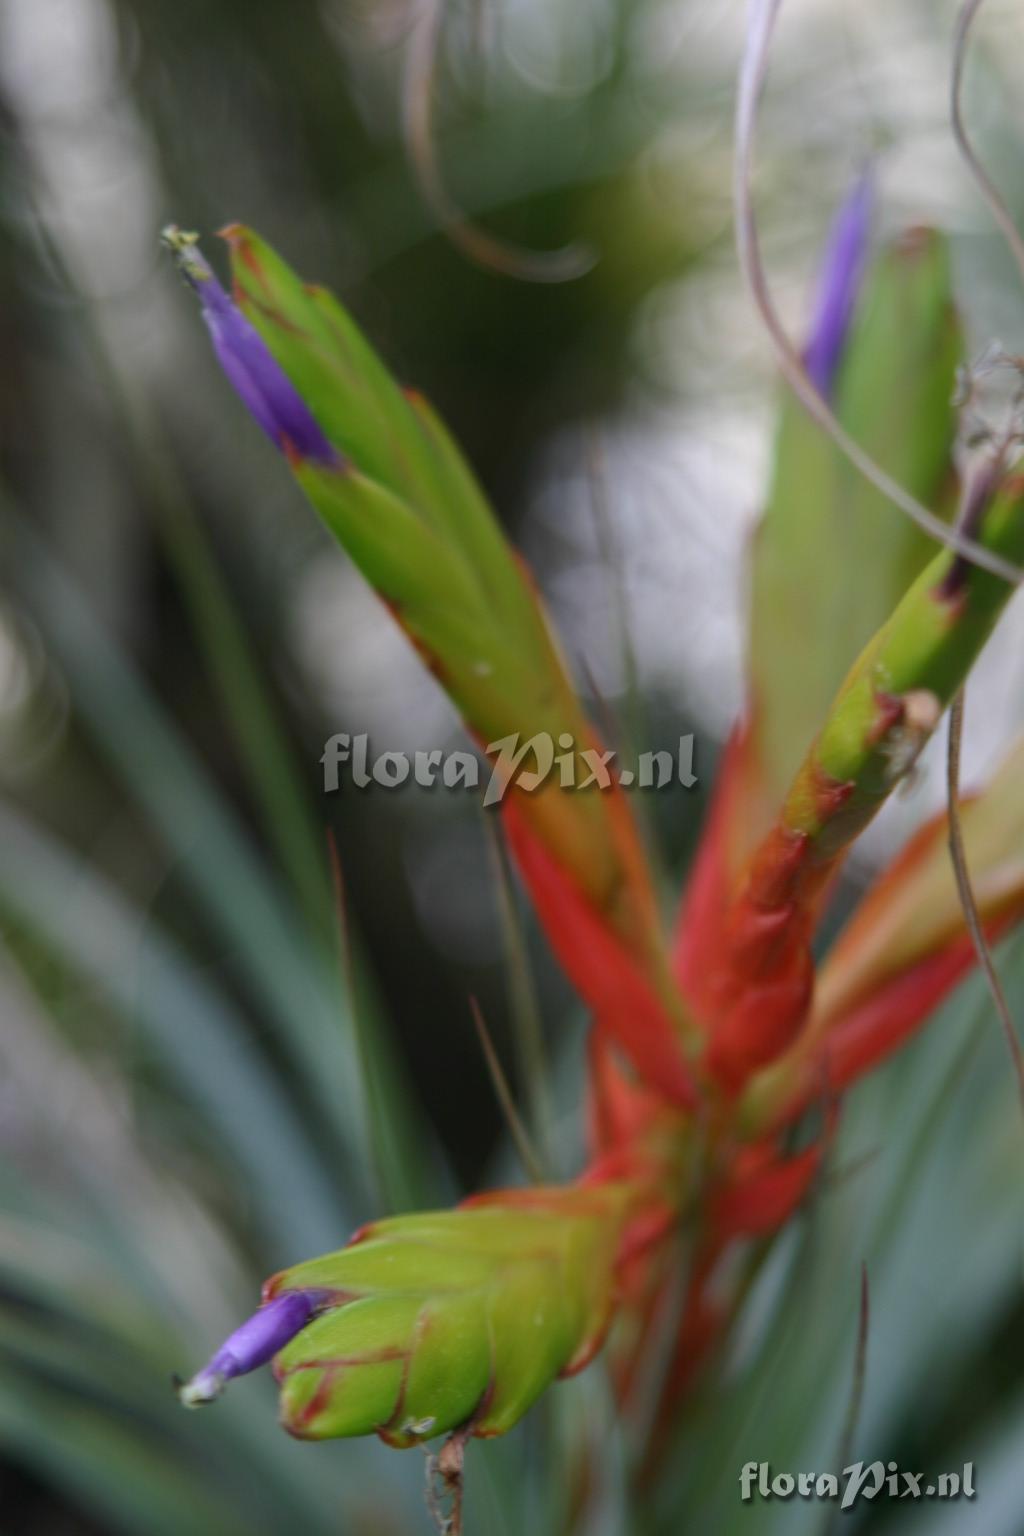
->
167 205 1024 1487
176 1175 678 1444
714 457 1024 1094
745 221 962 838
803 172 873 397
161 225 340 466
167 223 701 1094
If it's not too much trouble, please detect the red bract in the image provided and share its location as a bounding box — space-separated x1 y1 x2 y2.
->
503 794 697 1109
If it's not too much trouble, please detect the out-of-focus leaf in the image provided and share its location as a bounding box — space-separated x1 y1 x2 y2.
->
913 1391 1024 1535
0 1365 251 1536
0 803 343 1253
11 519 377 1203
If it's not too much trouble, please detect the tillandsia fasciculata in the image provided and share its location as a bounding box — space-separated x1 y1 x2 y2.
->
165 163 1024 1489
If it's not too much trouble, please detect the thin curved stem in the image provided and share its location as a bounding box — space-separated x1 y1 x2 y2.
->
946 688 1024 1116
734 0 1024 585
403 0 595 283
952 0 1024 291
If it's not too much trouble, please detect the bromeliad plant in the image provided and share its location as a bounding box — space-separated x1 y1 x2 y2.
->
166 181 1024 1490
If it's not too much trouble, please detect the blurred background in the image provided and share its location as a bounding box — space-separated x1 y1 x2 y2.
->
2 0 1024 1531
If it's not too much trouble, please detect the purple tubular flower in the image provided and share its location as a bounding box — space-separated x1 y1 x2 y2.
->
802 173 873 398
179 1291 325 1407
162 225 340 466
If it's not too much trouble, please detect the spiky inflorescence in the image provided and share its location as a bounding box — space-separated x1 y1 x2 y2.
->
171 212 1024 1467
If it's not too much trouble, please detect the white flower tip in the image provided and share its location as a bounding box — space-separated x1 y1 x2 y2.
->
177 1369 226 1409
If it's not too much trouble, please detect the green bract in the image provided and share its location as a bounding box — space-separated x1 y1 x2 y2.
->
788 460 1024 857
264 1189 631 1443
213 223 693 1057
221 227 672 939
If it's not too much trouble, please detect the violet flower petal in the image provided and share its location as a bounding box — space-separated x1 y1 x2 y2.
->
802 174 873 398
179 1290 325 1407
162 226 340 467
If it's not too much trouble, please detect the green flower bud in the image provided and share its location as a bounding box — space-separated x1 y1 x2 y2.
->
263 1187 633 1443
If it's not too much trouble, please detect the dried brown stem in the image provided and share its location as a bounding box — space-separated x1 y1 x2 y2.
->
469 995 546 1183
425 1421 472 1535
